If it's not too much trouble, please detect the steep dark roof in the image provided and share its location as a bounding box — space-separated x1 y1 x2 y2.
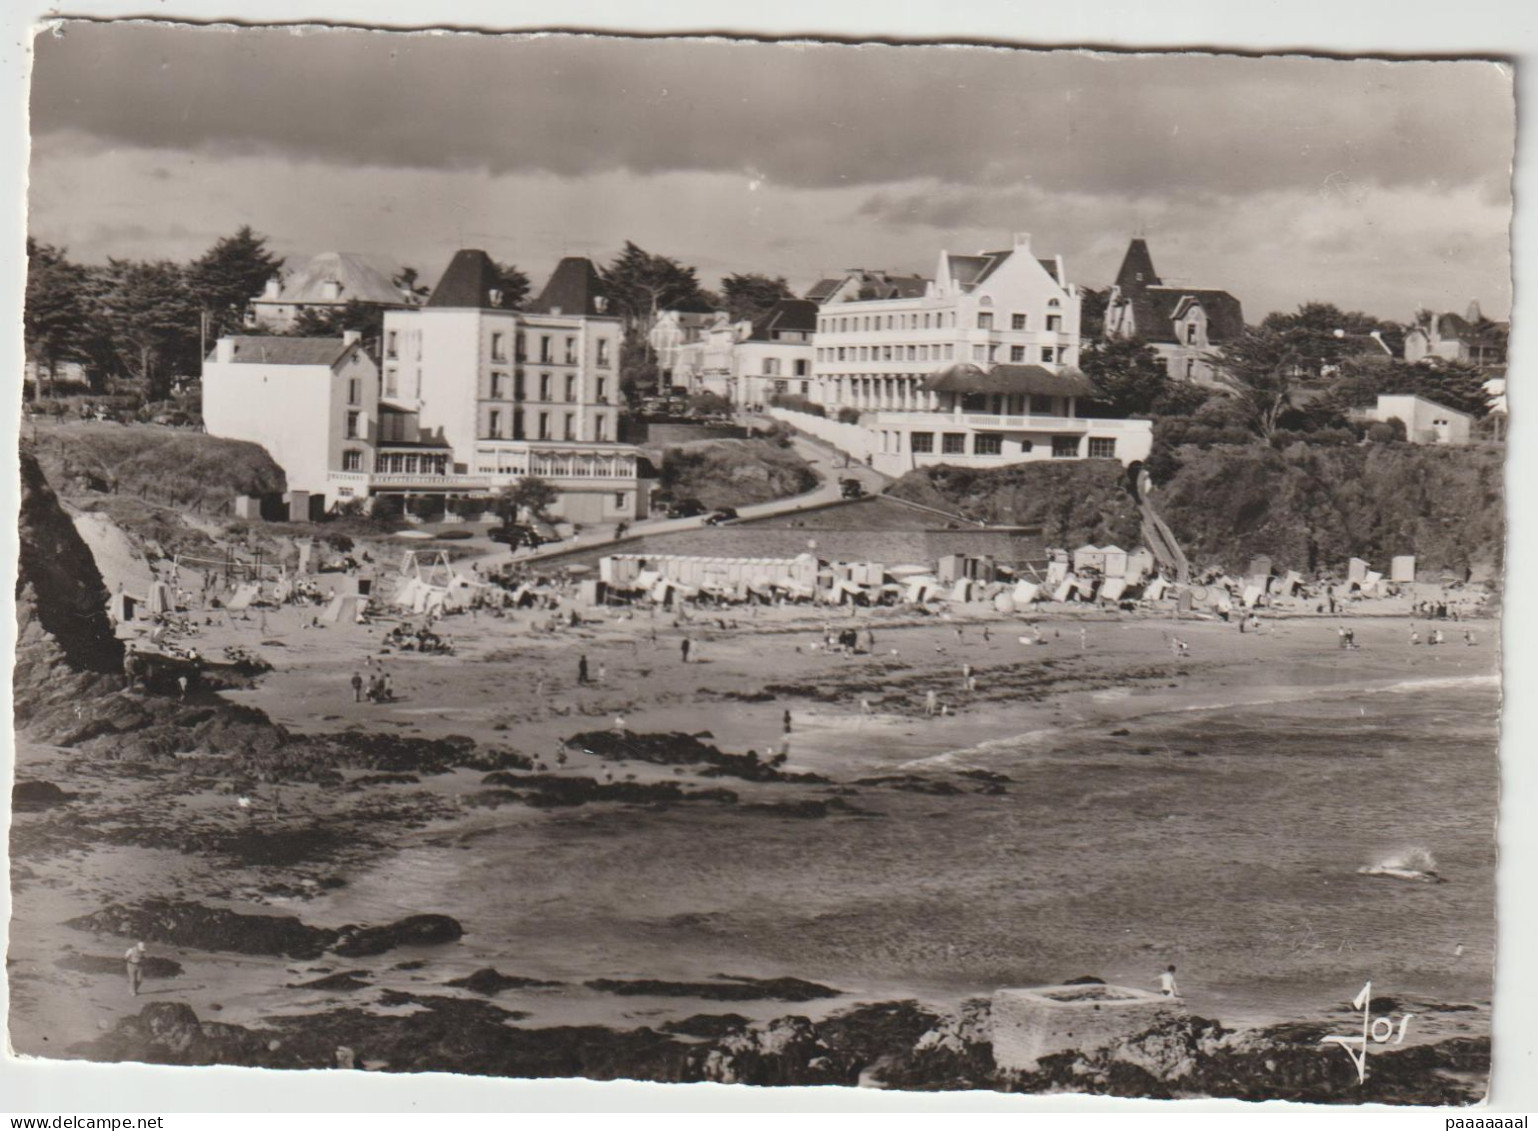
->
1436 311 1508 345
947 251 1016 290
805 278 844 302
1037 258 1063 284
529 256 612 316
426 249 505 310
749 298 819 341
221 336 357 366
1114 239 1162 292
922 363 1095 398
819 270 930 303
1136 287 1246 345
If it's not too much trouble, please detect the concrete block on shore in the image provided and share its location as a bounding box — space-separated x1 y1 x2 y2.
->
990 984 1186 1071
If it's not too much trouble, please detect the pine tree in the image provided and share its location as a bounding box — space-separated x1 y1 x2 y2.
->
187 226 284 339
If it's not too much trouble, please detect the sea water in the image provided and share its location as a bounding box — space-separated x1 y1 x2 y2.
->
313 677 1499 1026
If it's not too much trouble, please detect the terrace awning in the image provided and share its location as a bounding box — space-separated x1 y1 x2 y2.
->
921 363 1096 398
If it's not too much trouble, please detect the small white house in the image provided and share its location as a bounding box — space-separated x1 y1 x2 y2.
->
1360 394 1473 446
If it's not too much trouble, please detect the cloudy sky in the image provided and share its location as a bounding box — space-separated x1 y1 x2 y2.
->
28 22 1514 321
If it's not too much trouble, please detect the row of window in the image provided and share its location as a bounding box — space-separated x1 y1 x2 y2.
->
816 301 1062 336
483 409 609 443
816 343 1064 365
903 433 1115 458
484 372 609 403
759 358 811 377
384 330 614 369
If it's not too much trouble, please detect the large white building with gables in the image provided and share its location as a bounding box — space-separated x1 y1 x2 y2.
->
790 234 1151 471
205 249 646 523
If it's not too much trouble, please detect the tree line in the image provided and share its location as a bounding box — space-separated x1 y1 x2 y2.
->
24 228 798 404
1078 299 1498 457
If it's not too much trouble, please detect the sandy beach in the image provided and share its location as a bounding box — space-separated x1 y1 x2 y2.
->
9 579 1500 1081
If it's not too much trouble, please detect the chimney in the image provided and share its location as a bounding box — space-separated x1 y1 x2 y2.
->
1014 232 1033 252
342 330 361 347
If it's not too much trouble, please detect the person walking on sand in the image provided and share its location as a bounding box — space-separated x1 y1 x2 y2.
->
925 689 939 718
681 637 692 664
125 941 147 996
1160 965 1179 997
961 662 973 687
783 709 793 735
578 654 590 684
350 671 363 702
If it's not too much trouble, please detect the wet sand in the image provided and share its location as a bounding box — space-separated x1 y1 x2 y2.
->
8 588 1500 1065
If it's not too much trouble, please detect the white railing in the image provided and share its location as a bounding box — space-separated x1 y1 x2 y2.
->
368 473 490 489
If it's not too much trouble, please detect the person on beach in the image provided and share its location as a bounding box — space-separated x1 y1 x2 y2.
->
783 709 793 734
597 663 606 684
925 690 939 718
382 671 394 700
681 637 692 664
961 663 973 687
578 654 590 684
125 941 146 997
350 671 363 702
1160 965 1179 997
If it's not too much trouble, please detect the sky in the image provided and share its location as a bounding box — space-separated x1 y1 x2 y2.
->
27 22 1516 323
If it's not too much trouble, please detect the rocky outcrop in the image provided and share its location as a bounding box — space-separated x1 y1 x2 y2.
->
73 997 1488 1102
14 446 124 730
66 900 465 963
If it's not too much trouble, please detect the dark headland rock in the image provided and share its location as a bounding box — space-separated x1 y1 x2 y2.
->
66 900 464 962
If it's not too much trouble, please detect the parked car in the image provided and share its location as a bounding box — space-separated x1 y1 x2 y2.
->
704 506 739 526
666 498 707 519
840 477 866 500
490 523 544 548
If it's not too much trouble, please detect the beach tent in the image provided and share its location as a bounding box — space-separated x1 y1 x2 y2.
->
1045 558 1069 588
1279 570 1304 596
145 580 174 616
1360 570 1384 597
993 592 1016 614
226 582 260 611
1099 577 1128 603
1242 584 1264 608
1390 555 1416 583
323 594 364 624
1348 557 1370 583
1012 580 1041 605
1053 577 1076 603
949 579 972 603
1144 576 1169 602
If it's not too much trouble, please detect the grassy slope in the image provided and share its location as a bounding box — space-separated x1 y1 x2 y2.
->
28 421 287 512
659 439 820 510
888 441 1505 577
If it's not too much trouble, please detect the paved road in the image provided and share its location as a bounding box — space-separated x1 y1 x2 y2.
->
465 427 888 569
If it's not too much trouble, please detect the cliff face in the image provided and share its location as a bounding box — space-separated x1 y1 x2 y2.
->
14 446 125 730
888 442 1505 578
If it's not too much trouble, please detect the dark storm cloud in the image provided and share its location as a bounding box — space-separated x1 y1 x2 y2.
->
31 23 1512 197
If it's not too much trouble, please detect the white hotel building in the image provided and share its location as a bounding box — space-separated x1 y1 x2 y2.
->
205 250 646 523
794 234 1152 473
